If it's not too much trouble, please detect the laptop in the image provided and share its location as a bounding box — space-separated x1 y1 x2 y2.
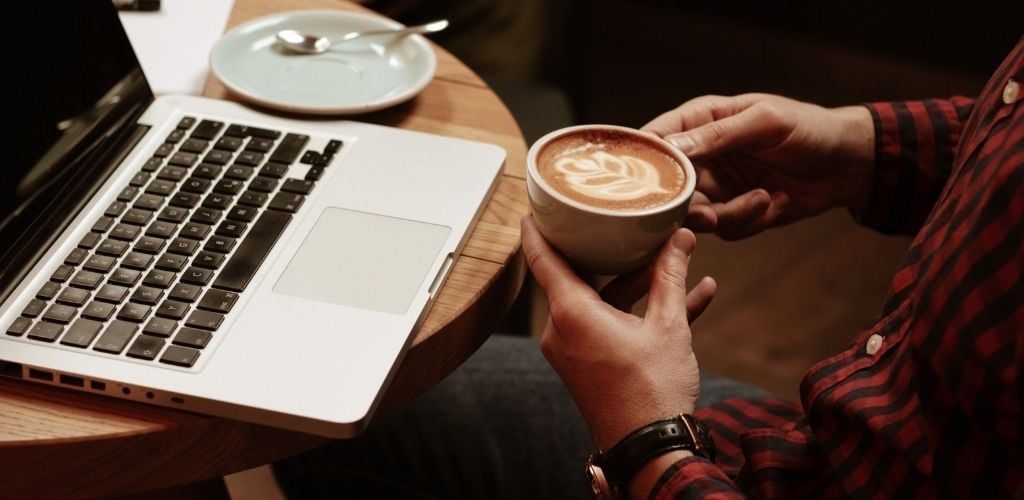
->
0 1 504 437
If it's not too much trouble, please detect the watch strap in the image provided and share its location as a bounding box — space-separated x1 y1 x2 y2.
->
596 414 716 489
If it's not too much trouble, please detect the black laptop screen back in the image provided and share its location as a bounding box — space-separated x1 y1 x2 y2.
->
0 0 153 301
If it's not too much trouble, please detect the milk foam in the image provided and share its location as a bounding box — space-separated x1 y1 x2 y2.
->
553 151 670 201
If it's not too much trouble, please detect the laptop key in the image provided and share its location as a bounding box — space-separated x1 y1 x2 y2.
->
96 239 130 258
43 303 77 324
93 320 138 354
198 289 238 314
82 301 116 321
281 179 315 195
118 303 152 323
61 318 103 348
225 205 257 223
166 129 186 143
154 143 174 158
268 192 305 213
305 165 326 181
177 116 196 129
135 236 166 254
179 138 209 154
167 237 199 257
169 283 202 303
300 150 319 164
134 194 164 211
213 210 291 293
193 251 225 270
191 120 224 141
203 150 231 165
95 284 130 304
143 317 178 337
83 254 116 273
7 317 32 337
215 136 243 151
129 171 151 187
213 179 244 195
57 287 91 307
203 193 233 210
225 124 281 140
110 223 141 241
180 222 212 240
235 151 263 166
194 164 223 180
131 286 165 306
181 267 214 286
143 270 176 289
51 264 75 283
181 177 211 194
117 186 140 202
127 335 165 360
122 251 154 270
248 177 278 193
169 192 201 209
157 165 189 182
325 139 343 153
156 300 190 320
141 157 164 172
225 165 254 180
160 345 200 367
122 207 154 225
65 247 88 265
22 299 47 318
186 310 224 331
28 322 64 343
246 138 274 152
105 200 128 217
91 216 115 233
36 282 60 300
269 133 309 164
238 191 268 208
158 206 189 223
173 328 212 349
205 235 237 254
259 162 289 179
169 151 199 167
70 270 104 290
145 179 176 196
109 268 142 287
145 221 178 239
156 253 189 271
216 221 247 238
78 232 101 250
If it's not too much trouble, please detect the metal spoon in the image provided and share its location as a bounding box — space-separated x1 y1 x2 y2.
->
276 19 449 55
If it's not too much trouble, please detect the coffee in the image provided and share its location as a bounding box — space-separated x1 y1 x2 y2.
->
536 129 686 211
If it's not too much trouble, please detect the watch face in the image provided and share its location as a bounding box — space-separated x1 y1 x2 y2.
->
585 457 614 499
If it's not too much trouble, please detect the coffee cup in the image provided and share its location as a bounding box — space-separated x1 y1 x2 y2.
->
526 124 697 275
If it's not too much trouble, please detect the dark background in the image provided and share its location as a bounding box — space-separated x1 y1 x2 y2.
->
370 0 1022 398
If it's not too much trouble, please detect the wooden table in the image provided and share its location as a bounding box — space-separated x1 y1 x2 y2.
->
0 1 528 497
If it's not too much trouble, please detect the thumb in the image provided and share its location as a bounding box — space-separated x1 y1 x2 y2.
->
664 104 786 159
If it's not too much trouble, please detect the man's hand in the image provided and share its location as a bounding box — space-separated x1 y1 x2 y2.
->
643 93 875 239
522 216 714 452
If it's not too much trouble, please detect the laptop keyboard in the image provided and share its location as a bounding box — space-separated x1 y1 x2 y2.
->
5 116 342 368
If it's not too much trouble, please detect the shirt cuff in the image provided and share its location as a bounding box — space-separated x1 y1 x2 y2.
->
648 456 744 500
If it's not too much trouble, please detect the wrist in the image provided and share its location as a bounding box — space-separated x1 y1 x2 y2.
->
830 105 875 213
628 449 694 499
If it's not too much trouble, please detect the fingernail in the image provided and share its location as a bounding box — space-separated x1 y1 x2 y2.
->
667 134 696 154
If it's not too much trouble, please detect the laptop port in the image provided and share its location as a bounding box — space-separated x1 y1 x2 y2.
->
90 380 107 391
0 360 22 379
59 374 85 387
28 368 53 382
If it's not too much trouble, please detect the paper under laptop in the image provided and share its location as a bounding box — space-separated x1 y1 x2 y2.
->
0 0 504 437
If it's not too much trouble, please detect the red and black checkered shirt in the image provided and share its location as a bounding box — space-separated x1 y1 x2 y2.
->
652 37 1024 499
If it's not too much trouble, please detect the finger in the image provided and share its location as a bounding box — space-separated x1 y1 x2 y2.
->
716 191 790 240
683 192 719 233
600 263 655 312
686 276 716 323
642 94 769 138
663 102 789 158
521 216 600 304
711 189 771 230
645 229 697 327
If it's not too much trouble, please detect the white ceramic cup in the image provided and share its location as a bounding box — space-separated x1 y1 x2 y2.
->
526 124 697 276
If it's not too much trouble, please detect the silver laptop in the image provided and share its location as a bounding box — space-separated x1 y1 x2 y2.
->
0 1 504 437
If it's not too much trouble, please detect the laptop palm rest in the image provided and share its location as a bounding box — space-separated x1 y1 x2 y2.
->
273 207 451 315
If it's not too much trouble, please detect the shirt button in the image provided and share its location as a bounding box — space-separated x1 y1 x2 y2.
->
866 334 884 356
1003 79 1020 105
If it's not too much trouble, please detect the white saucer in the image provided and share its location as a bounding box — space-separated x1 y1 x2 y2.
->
210 10 437 115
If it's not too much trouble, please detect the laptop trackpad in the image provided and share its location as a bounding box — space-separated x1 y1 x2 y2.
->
273 207 451 315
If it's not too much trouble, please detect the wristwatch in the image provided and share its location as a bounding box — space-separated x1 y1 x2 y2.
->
585 414 716 499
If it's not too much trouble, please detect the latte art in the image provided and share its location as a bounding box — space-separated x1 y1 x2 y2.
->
537 129 686 211
554 151 670 201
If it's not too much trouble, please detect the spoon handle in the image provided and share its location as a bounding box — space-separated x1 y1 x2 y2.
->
337 19 448 42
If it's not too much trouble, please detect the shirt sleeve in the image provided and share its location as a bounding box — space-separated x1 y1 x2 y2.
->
648 457 745 500
856 97 975 235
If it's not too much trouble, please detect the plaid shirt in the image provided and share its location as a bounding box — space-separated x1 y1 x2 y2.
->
652 37 1024 499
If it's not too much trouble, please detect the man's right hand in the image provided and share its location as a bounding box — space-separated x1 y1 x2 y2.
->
643 93 876 240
